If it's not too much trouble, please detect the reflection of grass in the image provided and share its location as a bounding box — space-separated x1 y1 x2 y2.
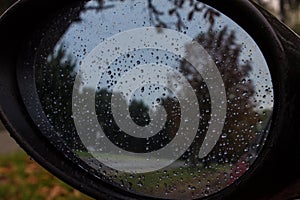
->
77 152 231 199
76 151 232 198
0 152 92 200
114 163 231 199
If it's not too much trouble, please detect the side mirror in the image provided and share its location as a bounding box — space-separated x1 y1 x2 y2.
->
0 0 299 199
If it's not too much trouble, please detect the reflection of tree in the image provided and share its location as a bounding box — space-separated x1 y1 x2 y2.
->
128 99 151 127
180 25 260 165
36 47 86 151
94 89 180 153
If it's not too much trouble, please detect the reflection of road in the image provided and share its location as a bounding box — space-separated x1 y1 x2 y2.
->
105 160 185 172
81 156 185 172
113 162 184 173
0 130 21 154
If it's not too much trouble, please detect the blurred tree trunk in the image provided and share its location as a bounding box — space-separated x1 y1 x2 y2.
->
280 0 287 22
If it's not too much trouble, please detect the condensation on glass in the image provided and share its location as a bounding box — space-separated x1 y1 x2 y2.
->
26 0 274 199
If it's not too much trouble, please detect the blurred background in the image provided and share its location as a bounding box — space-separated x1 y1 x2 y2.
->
0 0 299 200
256 0 300 34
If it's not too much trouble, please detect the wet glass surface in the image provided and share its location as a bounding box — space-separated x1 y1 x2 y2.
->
28 1 274 199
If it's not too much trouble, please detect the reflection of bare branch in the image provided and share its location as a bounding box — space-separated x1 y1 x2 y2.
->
76 0 222 30
147 0 167 28
203 8 220 27
146 0 221 30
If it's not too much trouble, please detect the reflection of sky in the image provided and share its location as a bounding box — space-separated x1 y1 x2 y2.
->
98 49 179 107
53 0 273 109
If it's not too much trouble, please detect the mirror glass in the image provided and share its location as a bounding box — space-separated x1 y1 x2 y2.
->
20 0 274 199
